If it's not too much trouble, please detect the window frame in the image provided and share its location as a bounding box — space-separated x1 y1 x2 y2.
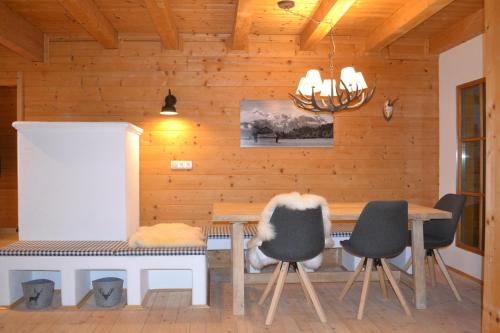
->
456 78 486 255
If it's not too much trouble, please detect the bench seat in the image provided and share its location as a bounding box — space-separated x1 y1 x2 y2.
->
0 241 207 308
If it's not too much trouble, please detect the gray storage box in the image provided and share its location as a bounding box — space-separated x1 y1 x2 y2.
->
92 277 123 307
22 279 55 309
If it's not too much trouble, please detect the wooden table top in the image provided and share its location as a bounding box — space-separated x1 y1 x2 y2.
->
212 202 452 222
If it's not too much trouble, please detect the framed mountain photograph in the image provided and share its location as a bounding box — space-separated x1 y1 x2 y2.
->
240 100 333 147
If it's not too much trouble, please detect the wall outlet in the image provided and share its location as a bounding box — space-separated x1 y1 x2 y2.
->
170 160 192 170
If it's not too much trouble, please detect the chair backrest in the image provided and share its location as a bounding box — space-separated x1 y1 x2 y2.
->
259 206 325 262
424 194 466 246
348 201 408 258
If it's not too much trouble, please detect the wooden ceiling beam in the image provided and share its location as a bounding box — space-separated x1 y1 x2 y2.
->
231 0 255 50
300 0 356 51
57 0 118 49
0 2 44 62
429 8 484 54
143 0 178 49
365 0 455 52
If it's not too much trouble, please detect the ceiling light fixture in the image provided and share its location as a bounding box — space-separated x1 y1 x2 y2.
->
278 0 376 113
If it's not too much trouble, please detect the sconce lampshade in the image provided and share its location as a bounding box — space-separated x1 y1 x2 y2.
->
160 89 178 116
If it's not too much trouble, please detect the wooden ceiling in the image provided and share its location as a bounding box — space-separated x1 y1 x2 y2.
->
0 0 484 61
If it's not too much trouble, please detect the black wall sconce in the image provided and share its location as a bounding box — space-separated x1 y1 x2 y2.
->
160 89 178 116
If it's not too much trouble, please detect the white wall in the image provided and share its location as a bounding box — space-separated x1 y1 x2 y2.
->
439 35 483 280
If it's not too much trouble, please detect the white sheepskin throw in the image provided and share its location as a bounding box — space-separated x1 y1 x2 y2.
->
128 223 206 248
247 192 332 271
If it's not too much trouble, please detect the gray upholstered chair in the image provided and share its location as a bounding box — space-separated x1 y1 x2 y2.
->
404 193 466 301
339 201 412 320
258 206 327 326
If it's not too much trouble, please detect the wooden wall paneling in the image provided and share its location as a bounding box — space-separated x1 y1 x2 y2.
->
0 34 439 226
365 0 455 52
16 72 24 121
0 86 18 229
429 8 484 54
482 0 500 331
0 2 45 62
0 72 16 87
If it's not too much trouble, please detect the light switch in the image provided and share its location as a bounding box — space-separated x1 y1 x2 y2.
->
170 160 193 170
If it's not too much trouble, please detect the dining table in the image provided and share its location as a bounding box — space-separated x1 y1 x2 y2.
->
212 201 452 316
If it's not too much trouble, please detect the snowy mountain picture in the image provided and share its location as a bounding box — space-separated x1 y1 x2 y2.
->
240 100 333 147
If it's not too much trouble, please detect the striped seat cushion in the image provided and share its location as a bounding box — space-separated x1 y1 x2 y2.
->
0 241 206 256
203 224 257 239
114 246 206 256
0 241 126 256
203 225 350 239
332 232 352 238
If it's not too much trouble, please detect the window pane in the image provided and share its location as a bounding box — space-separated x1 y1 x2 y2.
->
460 141 481 192
459 196 480 248
461 85 481 138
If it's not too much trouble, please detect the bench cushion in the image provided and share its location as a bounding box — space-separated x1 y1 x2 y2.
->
332 232 352 238
203 225 350 239
0 241 206 256
0 241 125 256
114 246 206 256
203 225 257 239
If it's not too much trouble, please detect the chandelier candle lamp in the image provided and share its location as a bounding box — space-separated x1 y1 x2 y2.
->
278 1 376 113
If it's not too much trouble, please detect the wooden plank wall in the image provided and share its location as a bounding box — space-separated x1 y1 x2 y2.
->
0 86 17 229
0 34 439 226
482 0 500 330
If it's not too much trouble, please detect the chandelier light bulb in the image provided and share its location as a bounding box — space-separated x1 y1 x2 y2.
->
355 72 367 90
340 66 357 90
305 69 323 92
297 77 313 96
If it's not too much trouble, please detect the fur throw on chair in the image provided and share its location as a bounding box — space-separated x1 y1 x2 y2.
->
247 192 333 271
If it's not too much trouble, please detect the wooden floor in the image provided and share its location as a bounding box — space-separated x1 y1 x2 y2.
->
0 264 481 333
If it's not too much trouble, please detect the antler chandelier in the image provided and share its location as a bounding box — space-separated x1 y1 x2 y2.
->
278 1 376 113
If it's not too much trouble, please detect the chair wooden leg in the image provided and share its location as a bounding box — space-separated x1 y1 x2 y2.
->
339 257 365 300
381 259 412 316
259 262 282 305
295 264 313 305
433 249 462 301
265 262 289 326
427 254 436 287
357 258 373 320
376 263 389 299
296 262 327 323
403 257 412 272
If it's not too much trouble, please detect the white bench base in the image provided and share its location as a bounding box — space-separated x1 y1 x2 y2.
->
0 255 207 307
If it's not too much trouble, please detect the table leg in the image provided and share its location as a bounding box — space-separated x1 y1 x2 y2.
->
411 218 426 309
231 222 245 315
